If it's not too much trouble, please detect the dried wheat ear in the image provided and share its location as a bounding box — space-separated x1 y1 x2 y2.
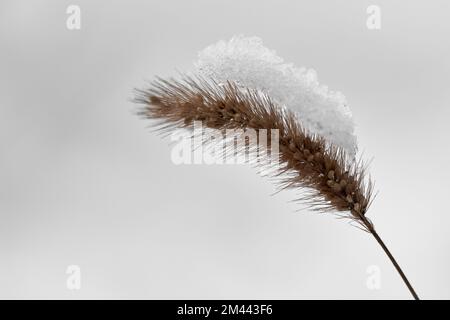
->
134 76 419 300
136 77 374 231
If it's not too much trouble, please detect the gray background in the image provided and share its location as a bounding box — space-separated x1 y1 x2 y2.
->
1 0 449 299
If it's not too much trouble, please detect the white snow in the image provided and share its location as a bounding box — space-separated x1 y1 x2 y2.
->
194 35 357 157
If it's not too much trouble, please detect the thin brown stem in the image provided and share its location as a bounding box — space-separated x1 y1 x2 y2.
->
370 231 419 300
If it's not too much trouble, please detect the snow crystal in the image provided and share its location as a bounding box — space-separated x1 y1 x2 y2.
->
194 35 357 157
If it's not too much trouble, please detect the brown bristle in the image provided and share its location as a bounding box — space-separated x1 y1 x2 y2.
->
134 76 374 232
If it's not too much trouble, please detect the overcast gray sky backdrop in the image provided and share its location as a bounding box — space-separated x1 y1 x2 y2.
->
1 0 449 299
